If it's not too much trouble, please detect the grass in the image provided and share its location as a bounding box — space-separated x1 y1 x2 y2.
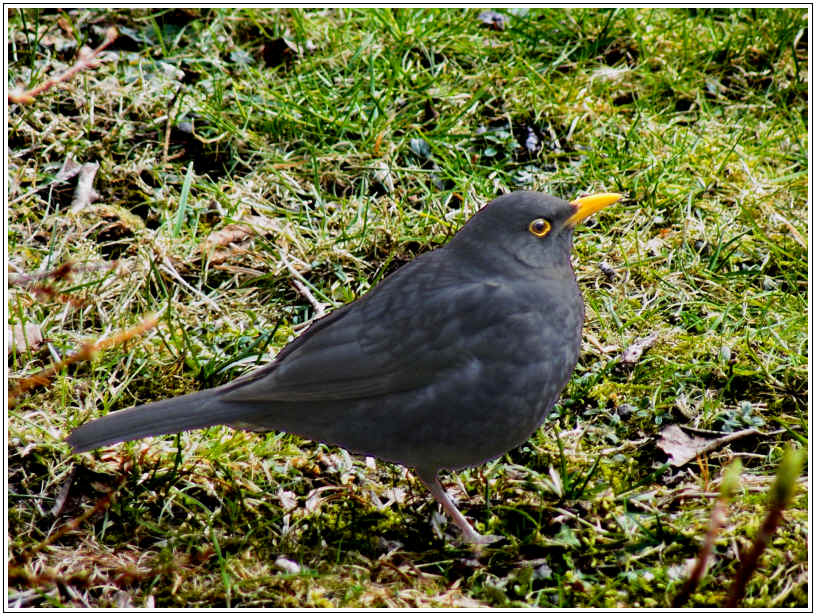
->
7 7 808 608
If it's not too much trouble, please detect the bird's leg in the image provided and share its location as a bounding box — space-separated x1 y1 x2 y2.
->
417 470 502 545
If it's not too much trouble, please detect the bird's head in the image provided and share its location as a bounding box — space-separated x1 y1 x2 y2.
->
447 191 622 274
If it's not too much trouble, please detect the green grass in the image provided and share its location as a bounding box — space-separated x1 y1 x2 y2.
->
8 7 808 608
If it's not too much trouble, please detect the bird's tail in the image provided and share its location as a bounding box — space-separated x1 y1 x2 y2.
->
66 388 253 453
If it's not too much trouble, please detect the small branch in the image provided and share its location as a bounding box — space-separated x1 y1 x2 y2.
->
162 85 184 164
673 460 741 607
8 261 77 286
27 283 88 308
8 313 159 408
8 27 118 104
725 447 806 607
658 424 763 467
620 332 659 365
292 278 327 319
159 257 222 312
8 260 118 309
278 248 329 319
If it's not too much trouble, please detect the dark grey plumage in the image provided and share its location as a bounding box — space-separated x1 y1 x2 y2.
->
67 190 620 544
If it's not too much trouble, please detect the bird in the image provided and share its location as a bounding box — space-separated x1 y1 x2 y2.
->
67 190 622 545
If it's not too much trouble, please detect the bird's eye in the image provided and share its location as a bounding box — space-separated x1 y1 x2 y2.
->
528 218 551 238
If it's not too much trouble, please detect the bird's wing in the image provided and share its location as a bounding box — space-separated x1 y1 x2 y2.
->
220 250 530 403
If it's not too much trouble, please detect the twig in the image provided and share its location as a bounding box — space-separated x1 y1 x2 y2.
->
278 248 329 319
8 26 118 104
687 428 762 459
9 260 118 310
621 332 659 365
27 284 87 308
8 313 159 408
9 261 76 286
162 85 184 164
725 447 806 607
673 460 741 607
658 425 763 467
159 257 221 312
8 260 117 287
777 216 805 248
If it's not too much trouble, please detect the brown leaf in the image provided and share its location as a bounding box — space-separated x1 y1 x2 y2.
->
56 156 83 183
621 332 659 364
200 224 253 264
57 17 73 35
657 425 711 466
50 469 75 517
658 424 763 467
7 322 44 355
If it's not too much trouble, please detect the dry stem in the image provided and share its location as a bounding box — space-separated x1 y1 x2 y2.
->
8 26 118 104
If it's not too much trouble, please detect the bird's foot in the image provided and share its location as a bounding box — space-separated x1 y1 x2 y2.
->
418 470 503 547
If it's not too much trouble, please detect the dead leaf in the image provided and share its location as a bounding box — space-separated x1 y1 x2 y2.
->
274 556 300 575
201 223 252 249
658 425 711 466
69 162 100 211
56 156 83 183
657 424 764 467
242 215 279 233
7 322 44 355
621 332 659 364
304 486 342 514
380 486 407 507
371 160 394 193
200 224 253 264
277 489 298 511
50 469 76 516
57 16 75 38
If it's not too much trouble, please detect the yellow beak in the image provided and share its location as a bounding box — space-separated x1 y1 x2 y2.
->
566 193 623 227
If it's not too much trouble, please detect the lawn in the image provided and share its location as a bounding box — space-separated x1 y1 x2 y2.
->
7 7 808 608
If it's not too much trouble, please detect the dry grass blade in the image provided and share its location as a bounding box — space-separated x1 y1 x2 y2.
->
279 247 329 318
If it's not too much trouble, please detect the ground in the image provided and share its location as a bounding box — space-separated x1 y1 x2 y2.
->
7 7 809 608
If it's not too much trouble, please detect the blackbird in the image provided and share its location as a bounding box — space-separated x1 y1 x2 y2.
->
67 190 622 544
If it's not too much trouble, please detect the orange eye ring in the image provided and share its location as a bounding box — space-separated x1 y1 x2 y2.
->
528 218 551 237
